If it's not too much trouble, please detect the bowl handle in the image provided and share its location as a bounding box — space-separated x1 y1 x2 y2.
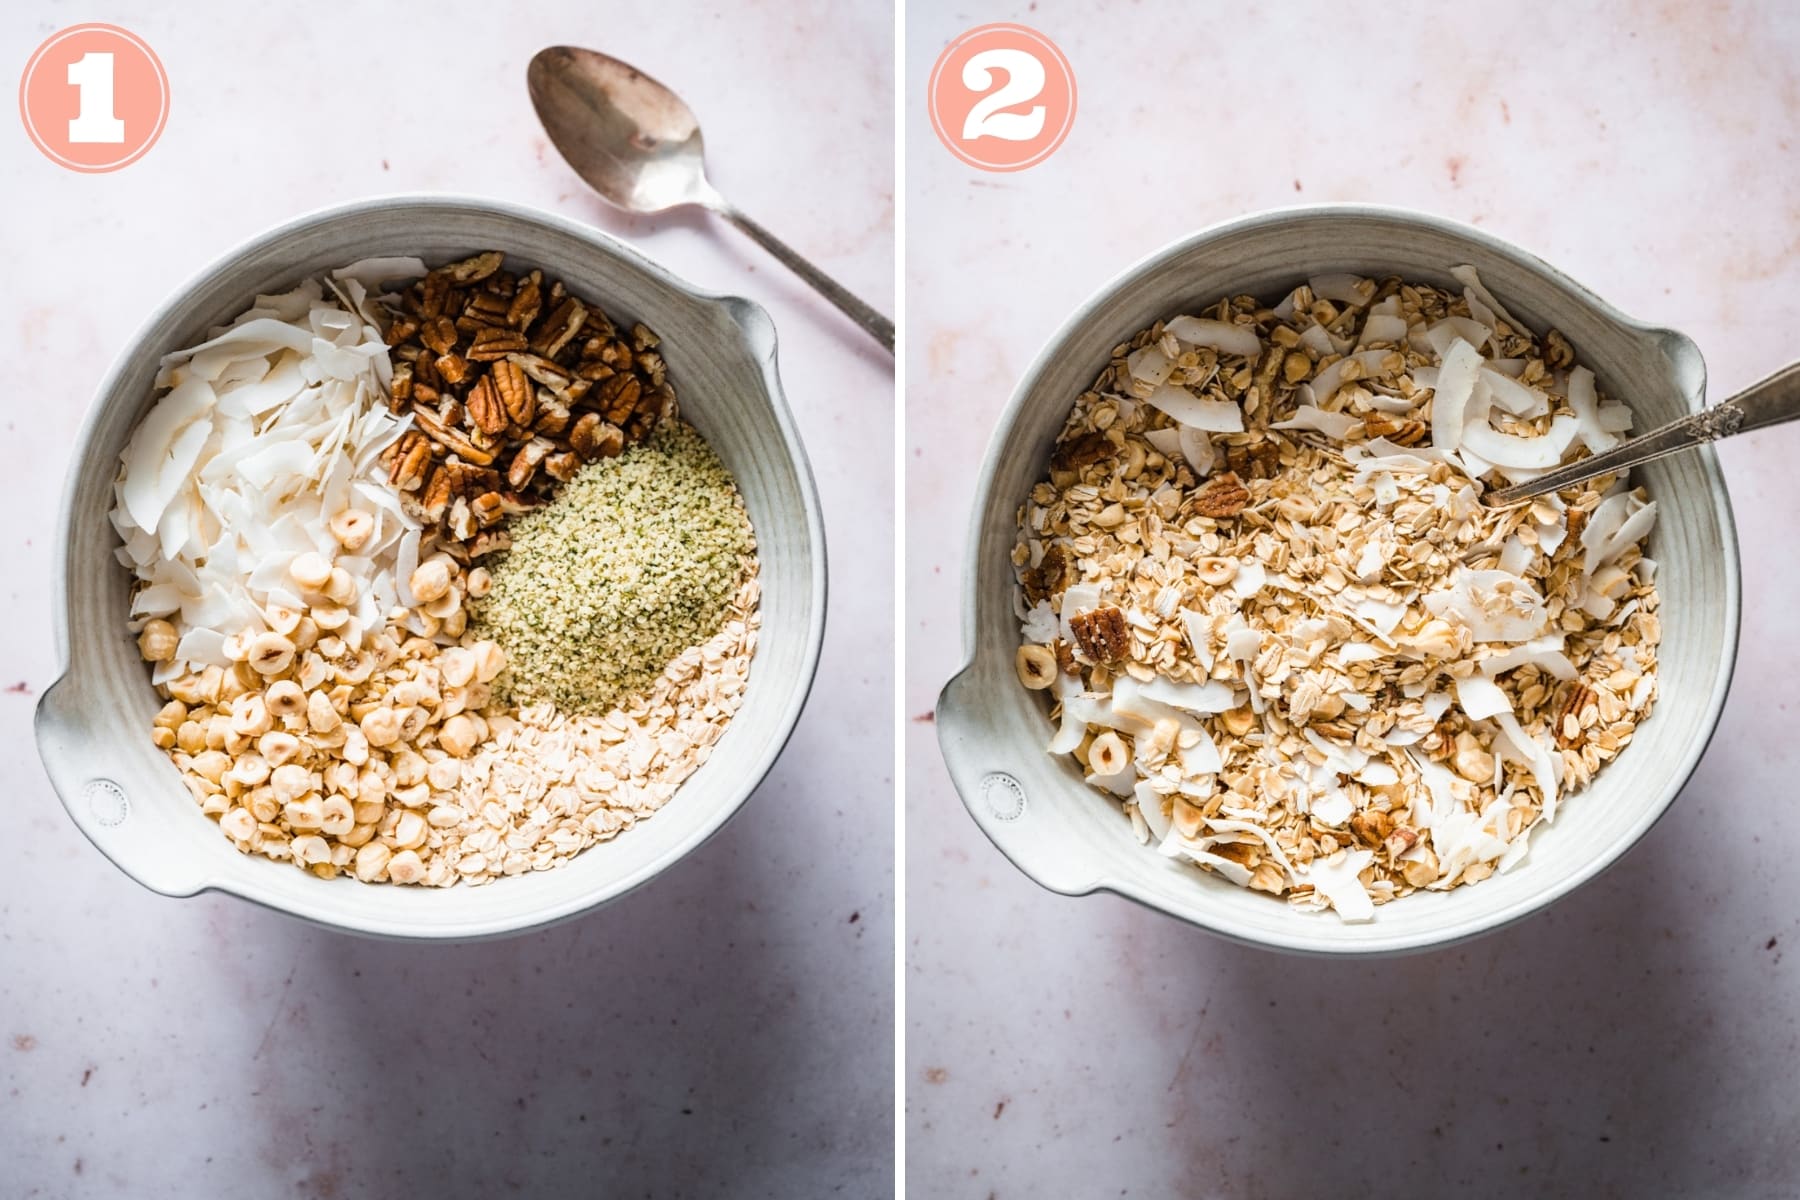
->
935 663 1105 897
35 673 209 898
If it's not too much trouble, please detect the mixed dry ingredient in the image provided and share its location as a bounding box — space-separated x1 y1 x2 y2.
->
113 252 759 886
1015 269 1660 921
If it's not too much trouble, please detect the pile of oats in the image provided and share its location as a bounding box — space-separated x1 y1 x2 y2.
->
1014 269 1661 921
412 577 759 886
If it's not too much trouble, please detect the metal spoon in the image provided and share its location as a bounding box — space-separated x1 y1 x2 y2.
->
1486 360 1800 504
527 45 894 354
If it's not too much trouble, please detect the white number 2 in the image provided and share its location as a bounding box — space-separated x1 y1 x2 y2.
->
960 48 1045 143
67 51 126 144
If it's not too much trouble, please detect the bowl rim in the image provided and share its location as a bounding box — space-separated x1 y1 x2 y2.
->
38 191 829 940
940 202 1742 956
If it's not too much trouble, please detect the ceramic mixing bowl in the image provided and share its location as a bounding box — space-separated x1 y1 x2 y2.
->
937 205 1739 955
37 194 826 940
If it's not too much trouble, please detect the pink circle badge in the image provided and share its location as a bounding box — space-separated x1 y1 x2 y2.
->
927 23 1076 173
19 24 170 173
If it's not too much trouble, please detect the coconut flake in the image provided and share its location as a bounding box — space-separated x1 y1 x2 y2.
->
1430 338 1483 452
1127 344 1174 387
1449 265 1524 333
1423 316 1493 358
1305 849 1376 922
1454 673 1514 721
1479 367 1551 419
1424 568 1547 643
1164 316 1262 358
1139 677 1237 714
1144 383 1245 433
1358 313 1409 347
1272 406 1360 440
1312 790 1353 826
1310 350 1391 404
1460 408 1580 471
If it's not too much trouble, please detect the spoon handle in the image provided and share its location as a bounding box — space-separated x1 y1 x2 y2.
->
717 206 895 353
1485 360 1800 504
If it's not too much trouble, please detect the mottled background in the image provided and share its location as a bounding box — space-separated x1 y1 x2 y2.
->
4 1 892 1196
907 2 1800 1197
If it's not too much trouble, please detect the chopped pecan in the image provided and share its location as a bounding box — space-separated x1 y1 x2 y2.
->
1225 438 1282 480
464 291 511 322
542 451 582 482
533 395 572 437
570 415 624 460
467 529 511 558
1069 606 1131 664
386 431 432 491
1021 544 1069 605
435 353 472 386
418 466 453 522
442 250 503 284
1050 431 1115 475
448 497 476 542
385 314 421 347
596 373 642 424
412 408 496 465
1362 412 1426 445
507 272 543 330
390 362 414 405
470 491 505 527
1348 809 1394 849
507 438 553 490
532 298 587 359
466 327 530 362
420 315 458 356
465 374 509 436
506 352 575 390
1191 472 1251 519
1556 683 1595 748
419 273 451 319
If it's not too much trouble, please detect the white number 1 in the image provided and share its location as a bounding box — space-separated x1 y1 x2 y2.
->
67 51 126 144
960 48 1046 143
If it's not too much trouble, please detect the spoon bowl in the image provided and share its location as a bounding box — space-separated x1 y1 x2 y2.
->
527 47 716 213
527 45 894 351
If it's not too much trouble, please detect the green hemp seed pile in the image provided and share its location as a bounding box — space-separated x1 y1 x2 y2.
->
470 419 755 714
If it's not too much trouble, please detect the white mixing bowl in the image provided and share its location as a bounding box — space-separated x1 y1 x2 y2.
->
938 205 1739 955
37 195 827 940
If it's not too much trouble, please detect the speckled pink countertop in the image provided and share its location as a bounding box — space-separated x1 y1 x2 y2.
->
907 2 1800 1195
3 2 892 1195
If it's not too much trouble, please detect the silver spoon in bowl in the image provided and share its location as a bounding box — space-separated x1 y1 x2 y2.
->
1486 360 1800 504
527 46 894 354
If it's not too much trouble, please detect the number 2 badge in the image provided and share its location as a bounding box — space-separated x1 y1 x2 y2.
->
927 23 1076 173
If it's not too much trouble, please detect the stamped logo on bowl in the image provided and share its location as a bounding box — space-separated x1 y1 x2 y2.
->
926 23 1075 173
19 23 169 172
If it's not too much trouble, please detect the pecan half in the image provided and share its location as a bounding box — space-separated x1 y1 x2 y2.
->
1191 472 1251 519
1069 606 1131 664
491 359 535 427
596 373 642 424
465 374 509 436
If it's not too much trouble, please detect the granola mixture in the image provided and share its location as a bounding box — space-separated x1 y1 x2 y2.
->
114 253 758 886
1015 269 1660 921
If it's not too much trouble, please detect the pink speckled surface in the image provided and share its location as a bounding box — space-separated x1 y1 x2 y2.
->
4 2 891 1196
908 2 1800 1196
